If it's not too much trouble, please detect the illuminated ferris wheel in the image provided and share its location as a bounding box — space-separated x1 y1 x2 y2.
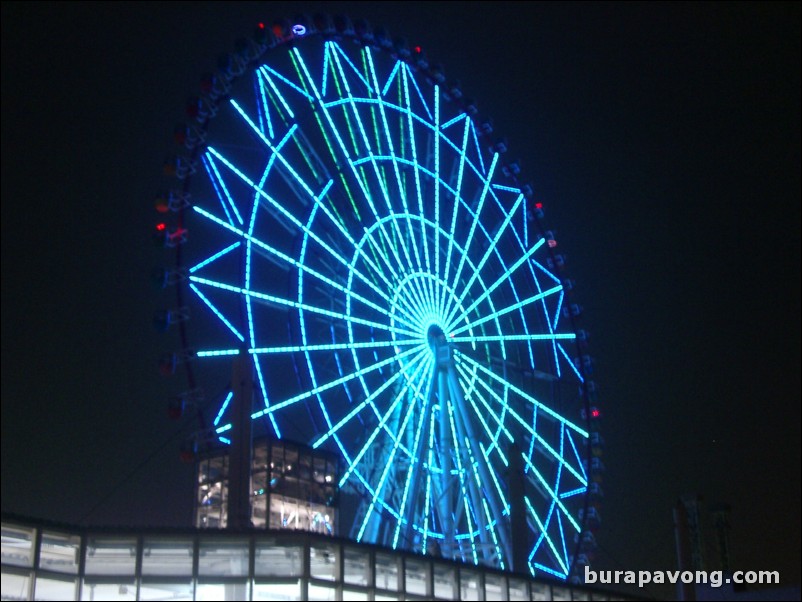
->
155 15 603 580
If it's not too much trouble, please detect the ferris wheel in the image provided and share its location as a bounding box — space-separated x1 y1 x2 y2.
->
155 15 602 580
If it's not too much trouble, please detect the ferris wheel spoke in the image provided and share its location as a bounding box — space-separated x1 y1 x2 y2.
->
312 347 429 449
432 85 442 314
447 238 546 331
328 48 423 293
340 355 432 490
292 48 417 291
364 50 430 310
451 333 576 344
449 284 563 336
189 275 419 340
442 153 498 322
444 399 479 565
191 203 421 333
253 344 423 419
251 338 422 355
401 65 436 308
439 118 472 314
459 364 586 487
455 364 513 445
454 351 588 437
390 367 433 549
443 192 524 327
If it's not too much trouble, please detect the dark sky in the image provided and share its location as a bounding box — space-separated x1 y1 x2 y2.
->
2 2 799 598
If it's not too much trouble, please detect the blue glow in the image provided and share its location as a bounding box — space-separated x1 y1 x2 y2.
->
525 495 568 576
189 283 244 342
181 39 591 576
189 242 240 274
213 391 233 426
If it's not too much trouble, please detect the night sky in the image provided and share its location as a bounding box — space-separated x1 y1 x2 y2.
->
2 2 799 598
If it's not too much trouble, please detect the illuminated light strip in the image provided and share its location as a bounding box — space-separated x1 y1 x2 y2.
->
455 363 514 445
254 344 422 420
456 370 510 460
421 406 437 552
491 184 522 193
381 59 402 97
533 562 567 580
442 152 498 321
551 288 565 332
557 343 584 383
401 65 435 309
449 284 563 336
525 496 569 575
451 238 546 327
479 442 511 516
193 166 414 327
189 275 418 340
192 199 420 335
306 181 400 296
450 333 576 344
201 155 235 225
311 348 428 449
256 69 274 139
215 423 232 434
525 410 538 475
196 349 240 357
440 112 467 130
465 437 506 568
251 338 421 355
204 152 244 225
444 192 524 326
455 351 588 437
391 366 433 548
354 358 431 542
469 119 486 173
320 42 331 97
457 352 588 452
189 283 244 342
361 47 430 312
404 63 433 121
446 399 479 565
258 67 295 119
213 392 233 426
259 64 314 102
482 498 506 570
559 487 587 499
433 85 441 314
331 41 371 89
557 508 570 572
521 452 581 532
364 47 426 298
306 49 420 302
566 431 588 482
189 242 240 273
440 118 472 313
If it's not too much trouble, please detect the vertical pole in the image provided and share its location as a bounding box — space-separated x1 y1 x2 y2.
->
508 444 529 574
228 349 253 530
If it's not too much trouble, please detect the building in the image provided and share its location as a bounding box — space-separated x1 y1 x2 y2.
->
1 514 638 601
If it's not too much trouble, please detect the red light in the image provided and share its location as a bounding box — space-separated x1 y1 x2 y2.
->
414 45 422 54
535 202 543 209
156 223 166 232
258 22 265 29
591 409 600 418
547 239 557 248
